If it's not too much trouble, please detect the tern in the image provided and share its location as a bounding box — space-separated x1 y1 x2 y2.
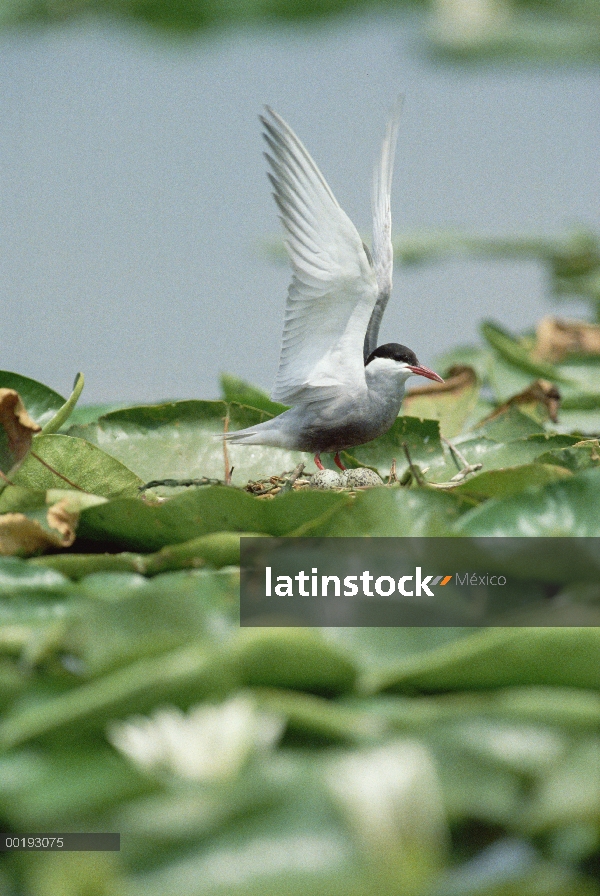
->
224 102 443 471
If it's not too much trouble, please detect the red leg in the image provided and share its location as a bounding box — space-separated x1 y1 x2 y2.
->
314 453 325 470
334 453 346 471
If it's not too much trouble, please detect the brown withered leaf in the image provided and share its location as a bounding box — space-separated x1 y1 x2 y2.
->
533 317 600 363
0 499 78 557
403 366 479 438
46 498 79 545
0 389 41 475
406 365 477 398
480 379 561 425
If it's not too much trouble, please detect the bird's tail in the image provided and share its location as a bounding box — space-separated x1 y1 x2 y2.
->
218 418 287 448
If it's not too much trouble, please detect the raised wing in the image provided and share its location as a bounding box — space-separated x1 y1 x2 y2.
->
262 108 379 405
363 96 403 361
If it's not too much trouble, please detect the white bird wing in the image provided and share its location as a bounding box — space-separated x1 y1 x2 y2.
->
363 96 403 361
263 108 379 406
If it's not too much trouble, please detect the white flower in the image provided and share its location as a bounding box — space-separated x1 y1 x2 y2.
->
107 695 284 782
325 741 447 889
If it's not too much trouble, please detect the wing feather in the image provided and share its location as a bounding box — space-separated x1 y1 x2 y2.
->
363 95 404 361
262 108 379 405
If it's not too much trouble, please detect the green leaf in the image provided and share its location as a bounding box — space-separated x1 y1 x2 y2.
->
68 400 310 487
561 391 600 411
537 440 600 473
220 373 287 416
77 488 258 551
68 569 238 676
233 629 357 695
10 434 143 499
297 486 468 536
0 747 149 828
348 416 452 479
481 321 571 383
434 344 490 381
0 638 234 750
66 403 132 426
401 367 481 439
474 406 546 441
123 805 365 896
0 486 48 515
78 487 349 551
326 628 475 679
40 372 85 435
0 590 356 748
0 558 75 661
255 688 372 744
0 555 72 596
486 352 541 402
453 463 572 499
0 371 65 428
455 466 600 535
554 407 600 435
0 486 105 517
357 687 600 732
368 627 600 694
451 433 578 475
30 531 244 580
558 358 600 396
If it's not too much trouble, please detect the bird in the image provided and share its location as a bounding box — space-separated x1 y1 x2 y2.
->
224 101 443 472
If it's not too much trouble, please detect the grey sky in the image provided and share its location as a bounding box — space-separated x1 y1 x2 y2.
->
2 14 599 402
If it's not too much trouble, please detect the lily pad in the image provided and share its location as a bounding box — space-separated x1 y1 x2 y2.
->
434 344 490 381
220 374 287 416
300 486 468 536
402 367 480 438
554 408 600 435
0 371 65 428
30 531 244 580
10 434 143 499
453 463 572 499
486 353 542 403
450 433 578 475
68 400 310 487
67 569 239 676
66 403 133 426
537 440 600 472
78 487 350 551
481 321 570 383
348 416 452 479
368 627 600 693
473 406 546 441
455 466 600 535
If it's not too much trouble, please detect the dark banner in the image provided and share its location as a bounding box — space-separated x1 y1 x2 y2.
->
240 537 600 626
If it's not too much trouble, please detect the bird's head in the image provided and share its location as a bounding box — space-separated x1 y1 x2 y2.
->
365 343 444 385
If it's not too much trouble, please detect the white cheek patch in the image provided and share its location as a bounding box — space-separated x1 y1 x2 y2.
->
365 357 409 375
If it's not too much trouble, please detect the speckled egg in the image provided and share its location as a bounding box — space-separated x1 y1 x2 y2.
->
309 469 344 489
342 468 384 489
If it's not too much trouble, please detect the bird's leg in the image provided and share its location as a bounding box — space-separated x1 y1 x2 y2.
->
314 454 325 471
334 453 347 471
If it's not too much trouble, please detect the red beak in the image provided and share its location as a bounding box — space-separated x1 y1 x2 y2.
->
408 365 444 383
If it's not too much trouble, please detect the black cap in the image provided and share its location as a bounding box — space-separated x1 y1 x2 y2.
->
365 343 419 367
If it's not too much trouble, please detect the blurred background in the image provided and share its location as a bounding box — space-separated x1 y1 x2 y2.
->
1 0 599 402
